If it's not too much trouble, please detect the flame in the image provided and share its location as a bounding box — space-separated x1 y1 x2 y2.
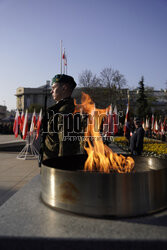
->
74 92 135 173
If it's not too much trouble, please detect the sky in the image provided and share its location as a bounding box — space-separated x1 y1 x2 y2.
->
0 0 167 111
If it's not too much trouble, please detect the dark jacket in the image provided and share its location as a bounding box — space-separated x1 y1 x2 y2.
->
130 125 145 155
42 97 81 160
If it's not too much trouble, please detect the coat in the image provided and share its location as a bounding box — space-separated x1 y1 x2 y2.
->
130 125 145 155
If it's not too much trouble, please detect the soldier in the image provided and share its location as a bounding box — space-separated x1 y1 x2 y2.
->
40 74 81 162
130 117 145 155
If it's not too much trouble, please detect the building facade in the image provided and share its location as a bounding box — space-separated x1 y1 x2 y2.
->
15 81 54 111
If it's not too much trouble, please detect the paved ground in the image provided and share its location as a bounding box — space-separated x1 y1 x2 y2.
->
0 135 40 206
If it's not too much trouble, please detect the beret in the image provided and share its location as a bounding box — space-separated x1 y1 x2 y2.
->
52 74 76 89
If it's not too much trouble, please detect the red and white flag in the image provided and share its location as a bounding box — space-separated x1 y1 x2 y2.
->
145 117 149 129
13 110 21 138
30 109 36 135
154 118 158 133
20 110 25 133
22 109 28 140
36 109 42 139
142 119 145 130
62 49 67 66
161 121 164 135
113 105 118 135
151 114 154 131
124 102 130 136
107 104 113 136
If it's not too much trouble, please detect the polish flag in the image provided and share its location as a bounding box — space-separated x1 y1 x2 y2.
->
62 49 67 66
113 105 118 135
107 104 113 136
145 117 149 129
36 109 42 139
22 110 28 140
161 121 164 135
124 103 130 136
151 114 154 131
142 119 145 130
30 110 36 135
13 110 21 138
154 119 158 133
20 111 25 133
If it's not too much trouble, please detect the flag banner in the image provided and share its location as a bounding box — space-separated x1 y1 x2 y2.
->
154 119 158 133
113 105 118 135
20 110 25 133
30 110 36 135
142 119 145 130
13 110 21 138
124 103 130 136
36 109 42 139
62 49 67 66
22 110 28 140
151 114 154 131
145 117 149 129
107 104 113 136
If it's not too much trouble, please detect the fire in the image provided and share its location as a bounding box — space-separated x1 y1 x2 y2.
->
74 92 135 173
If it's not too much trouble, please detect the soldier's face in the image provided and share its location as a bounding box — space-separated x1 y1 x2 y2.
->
51 82 64 102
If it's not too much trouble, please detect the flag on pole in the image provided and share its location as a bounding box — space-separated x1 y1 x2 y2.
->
13 110 21 138
22 109 28 140
113 105 118 135
20 110 25 133
30 109 36 135
62 48 67 66
124 103 130 136
154 118 158 133
151 114 154 131
145 117 149 129
107 104 113 136
142 119 145 130
36 109 42 139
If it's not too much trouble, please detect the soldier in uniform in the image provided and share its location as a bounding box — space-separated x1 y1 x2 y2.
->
41 74 81 161
130 117 145 155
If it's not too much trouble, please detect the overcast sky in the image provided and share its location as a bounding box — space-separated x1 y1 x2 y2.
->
0 0 167 110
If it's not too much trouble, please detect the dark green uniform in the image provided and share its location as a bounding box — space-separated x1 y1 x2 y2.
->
43 97 81 160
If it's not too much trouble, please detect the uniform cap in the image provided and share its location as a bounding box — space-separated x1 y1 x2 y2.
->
52 74 76 89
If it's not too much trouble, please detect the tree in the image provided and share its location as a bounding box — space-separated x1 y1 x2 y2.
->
99 67 127 106
78 70 100 87
136 76 148 118
100 68 126 89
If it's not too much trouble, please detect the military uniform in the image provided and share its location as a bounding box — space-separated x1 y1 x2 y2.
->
42 97 81 160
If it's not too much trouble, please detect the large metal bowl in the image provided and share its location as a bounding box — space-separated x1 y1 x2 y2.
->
41 154 167 217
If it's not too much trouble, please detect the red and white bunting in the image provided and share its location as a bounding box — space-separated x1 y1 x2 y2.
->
36 109 42 139
30 110 36 136
13 110 21 138
22 110 28 140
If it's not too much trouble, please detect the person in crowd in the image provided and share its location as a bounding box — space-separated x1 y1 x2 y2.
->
130 117 145 155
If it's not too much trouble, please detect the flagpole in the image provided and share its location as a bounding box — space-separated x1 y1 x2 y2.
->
60 40 62 74
63 47 65 74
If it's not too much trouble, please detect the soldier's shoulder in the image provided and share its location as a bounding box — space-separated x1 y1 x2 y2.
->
59 98 75 113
